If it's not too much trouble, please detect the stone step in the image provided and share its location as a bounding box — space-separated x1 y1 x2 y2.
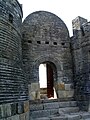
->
69 112 90 119
30 100 77 111
30 107 79 119
30 100 79 119
59 107 79 114
81 112 90 119
30 112 90 120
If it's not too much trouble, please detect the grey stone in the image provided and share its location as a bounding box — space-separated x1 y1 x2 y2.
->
11 103 17 116
16 102 24 114
25 112 29 120
81 112 90 119
59 107 79 114
11 115 20 120
59 101 70 108
67 115 80 120
19 113 25 120
30 110 50 118
65 84 72 91
35 117 50 120
30 104 43 111
43 102 59 109
70 101 77 107
50 116 68 120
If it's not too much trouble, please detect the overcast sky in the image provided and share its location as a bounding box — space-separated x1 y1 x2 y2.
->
18 0 90 36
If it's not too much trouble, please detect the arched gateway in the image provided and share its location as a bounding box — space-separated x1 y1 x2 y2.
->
22 11 74 100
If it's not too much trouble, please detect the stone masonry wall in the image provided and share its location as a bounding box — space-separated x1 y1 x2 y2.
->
22 11 74 100
0 0 28 103
71 16 90 111
0 101 29 120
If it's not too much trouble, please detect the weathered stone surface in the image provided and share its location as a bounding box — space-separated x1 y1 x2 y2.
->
10 115 20 120
57 90 74 98
65 84 72 91
0 104 11 118
35 117 50 120
59 101 70 108
30 110 50 118
0 0 28 104
29 83 40 100
11 103 17 116
50 116 68 120
30 103 43 111
81 112 90 119
19 113 25 120
59 107 79 114
56 83 65 90
31 83 40 91
70 101 77 107
25 112 29 120
17 102 24 114
71 16 90 110
67 115 80 120
22 11 73 100
43 102 59 109
24 101 29 113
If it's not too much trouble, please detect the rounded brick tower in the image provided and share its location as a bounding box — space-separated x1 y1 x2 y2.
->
0 0 28 103
22 11 74 100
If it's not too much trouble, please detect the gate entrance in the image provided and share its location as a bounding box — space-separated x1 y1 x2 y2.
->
39 62 57 99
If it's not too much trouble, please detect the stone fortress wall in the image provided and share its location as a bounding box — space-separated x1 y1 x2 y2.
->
22 11 74 100
0 0 28 104
0 0 90 120
71 16 90 110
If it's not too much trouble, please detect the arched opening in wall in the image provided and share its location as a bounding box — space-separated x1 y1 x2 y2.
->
39 62 57 99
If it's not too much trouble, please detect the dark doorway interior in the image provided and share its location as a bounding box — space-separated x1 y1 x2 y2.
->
47 63 54 98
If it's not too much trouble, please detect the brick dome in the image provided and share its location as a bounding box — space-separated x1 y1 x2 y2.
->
22 11 70 43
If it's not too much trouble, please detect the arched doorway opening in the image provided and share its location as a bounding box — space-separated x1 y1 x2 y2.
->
39 61 57 99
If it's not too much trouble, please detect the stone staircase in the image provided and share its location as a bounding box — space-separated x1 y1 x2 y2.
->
29 99 90 120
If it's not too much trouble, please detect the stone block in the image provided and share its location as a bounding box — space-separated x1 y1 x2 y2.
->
43 102 59 109
56 83 65 90
7 117 12 120
29 83 40 100
30 110 50 118
65 84 72 91
50 116 68 120
11 115 20 120
57 91 67 98
70 101 77 107
0 104 11 118
16 102 24 114
67 115 80 120
35 117 50 120
11 103 17 116
30 91 40 100
59 107 79 114
24 101 29 112
49 109 59 115
57 90 74 99
31 83 40 91
28 84 31 99
19 113 25 120
30 103 43 111
0 105 2 119
81 112 90 119
59 101 70 108
66 91 74 98
25 112 29 120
